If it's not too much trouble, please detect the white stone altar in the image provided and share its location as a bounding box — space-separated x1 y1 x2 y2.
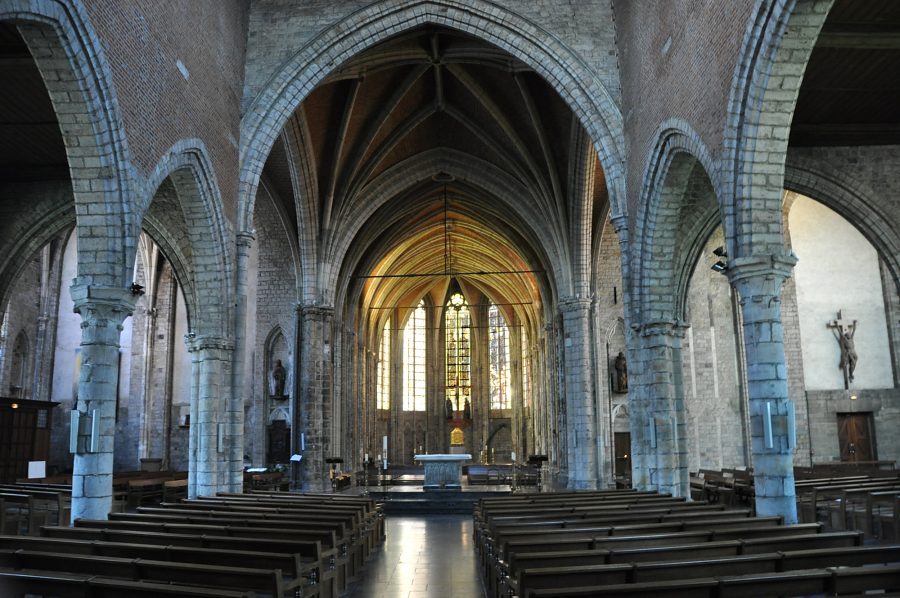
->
414 453 471 490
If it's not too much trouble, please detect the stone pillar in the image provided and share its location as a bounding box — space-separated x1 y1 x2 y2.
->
187 335 234 498
229 232 254 493
559 298 600 489
632 321 689 497
69 284 135 522
296 304 333 492
728 253 799 524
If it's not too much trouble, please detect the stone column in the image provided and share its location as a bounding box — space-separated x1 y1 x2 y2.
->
632 321 689 497
728 253 799 523
187 335 235 498
296 304 334 492
228 231 254 492
69 284 135 522
559 298 600 489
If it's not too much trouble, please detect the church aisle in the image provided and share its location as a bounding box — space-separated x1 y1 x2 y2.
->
345 514 486 598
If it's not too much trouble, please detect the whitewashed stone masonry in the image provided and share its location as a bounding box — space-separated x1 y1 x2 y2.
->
69 284 136 522
728 253 799 524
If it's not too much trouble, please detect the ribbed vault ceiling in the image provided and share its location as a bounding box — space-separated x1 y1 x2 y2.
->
261 26 607 330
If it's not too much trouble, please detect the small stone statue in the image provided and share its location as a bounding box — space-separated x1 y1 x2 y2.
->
445 397 453 420
272 359 287 396
614 351 628 392
463 398 471 420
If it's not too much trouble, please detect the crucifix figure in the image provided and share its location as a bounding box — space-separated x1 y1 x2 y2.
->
827 310 858 387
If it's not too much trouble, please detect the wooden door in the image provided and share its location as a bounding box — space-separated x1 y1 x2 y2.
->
614 432 631 478
837 413 876 462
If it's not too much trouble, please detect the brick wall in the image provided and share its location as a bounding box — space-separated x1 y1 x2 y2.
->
614 0 754 221
84 0 248 222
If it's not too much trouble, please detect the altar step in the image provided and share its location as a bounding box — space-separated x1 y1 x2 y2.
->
367 488 511 515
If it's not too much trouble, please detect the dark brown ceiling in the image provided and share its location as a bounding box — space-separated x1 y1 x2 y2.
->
791 0 900 146
261 26 605 318
0 23 68 181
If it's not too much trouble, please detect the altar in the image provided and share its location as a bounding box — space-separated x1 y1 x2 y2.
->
414 453 471 490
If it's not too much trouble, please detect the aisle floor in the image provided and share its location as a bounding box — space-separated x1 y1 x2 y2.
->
345 514 487 598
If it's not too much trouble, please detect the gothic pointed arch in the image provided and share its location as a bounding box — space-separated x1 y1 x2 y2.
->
238 0 627 236
722 0 835 258
0 0 135 288
141 140 234 338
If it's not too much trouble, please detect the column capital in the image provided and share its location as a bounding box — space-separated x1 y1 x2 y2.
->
727 252 797 288
69 284 136 345
297 303 334 319
70 283 137 317
185 334 235 353
609 214 628 236
558 296 592 315
236 230 255 249
635 319 689 338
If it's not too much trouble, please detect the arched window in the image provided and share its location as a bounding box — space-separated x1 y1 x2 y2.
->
403 301 426 411
377 319 390 410
445 293 470 412
522 334 532 409
489 304 511 410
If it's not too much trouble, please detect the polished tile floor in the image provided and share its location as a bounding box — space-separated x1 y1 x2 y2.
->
345 514 487 598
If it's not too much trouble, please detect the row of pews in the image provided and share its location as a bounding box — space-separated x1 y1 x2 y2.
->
1 471 192 536
475 488 900 598
796 470 900 540
0 482 71 534
0 490 384 597
691 464 900 542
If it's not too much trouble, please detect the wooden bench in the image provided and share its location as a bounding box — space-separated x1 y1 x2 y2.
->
494 524 827 597
523 563 900 598
40 524 332 598
865 490 900 541
0 569 256 597
184 496 379 566
515 544 900 597
0 548 294 596
0 533 317 591
112 510 357 585
163 478 189 503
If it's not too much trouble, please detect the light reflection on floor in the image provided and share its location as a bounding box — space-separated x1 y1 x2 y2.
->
345 514 486 598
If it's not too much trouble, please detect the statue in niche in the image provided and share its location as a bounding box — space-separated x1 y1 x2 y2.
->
272 359 287 397
463 398 471 420
614 351 628 392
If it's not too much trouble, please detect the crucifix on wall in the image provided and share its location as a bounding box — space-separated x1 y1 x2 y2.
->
827 310 858 389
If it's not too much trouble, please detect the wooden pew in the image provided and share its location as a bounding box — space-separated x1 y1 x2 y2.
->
865 490 900 541
40 525 331 598
206 492 384 551
0 570 255 597
522 564 900 598
0 533 316 591
183 496 378 568
494 524 827 597
0 548 293 597
507 530 864 578
75 517 346 592
163 478 189 503
110 510 356 586
515 544 900 597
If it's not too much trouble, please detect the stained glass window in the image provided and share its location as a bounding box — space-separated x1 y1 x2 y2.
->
489 304 511 410
403 301 426 411
445 293 471 413
377 319 390 410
